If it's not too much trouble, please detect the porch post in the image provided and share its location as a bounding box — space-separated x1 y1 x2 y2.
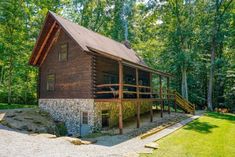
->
159 75 163 118
174 91 177 112
150 73 153 122
167 77 170 114
136 68 140 128
118 61 123 134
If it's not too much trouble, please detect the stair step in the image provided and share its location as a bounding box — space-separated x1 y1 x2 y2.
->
175 92 195 114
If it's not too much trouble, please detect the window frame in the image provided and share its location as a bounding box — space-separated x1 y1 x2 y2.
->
59 43 68 62
46 74 55 91
82 112 88 125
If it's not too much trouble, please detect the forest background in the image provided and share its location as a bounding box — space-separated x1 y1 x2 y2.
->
0 0 234 111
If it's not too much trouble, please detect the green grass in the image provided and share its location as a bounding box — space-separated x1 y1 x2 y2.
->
0 103 37 110
141 112 235 157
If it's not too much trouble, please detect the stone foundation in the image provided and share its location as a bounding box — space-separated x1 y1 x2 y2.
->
39 99 153 135
39 99 94 136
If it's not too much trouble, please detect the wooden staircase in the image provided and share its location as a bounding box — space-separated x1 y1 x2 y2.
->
175 91 195 114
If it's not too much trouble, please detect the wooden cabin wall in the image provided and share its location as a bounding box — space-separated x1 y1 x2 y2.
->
40 30 92 99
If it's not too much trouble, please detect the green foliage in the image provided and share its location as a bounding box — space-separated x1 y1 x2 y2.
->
0 0 65 104
0 103 36 110
55 121 68 136
0 0 234 110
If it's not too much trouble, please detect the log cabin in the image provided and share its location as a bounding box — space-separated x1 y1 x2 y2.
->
29 11 194 136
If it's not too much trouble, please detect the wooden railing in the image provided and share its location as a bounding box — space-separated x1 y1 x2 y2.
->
96 84 195 114
95 83 175 99
174 91 195 114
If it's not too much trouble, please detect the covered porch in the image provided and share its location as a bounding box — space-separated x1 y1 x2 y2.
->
93 55 176 134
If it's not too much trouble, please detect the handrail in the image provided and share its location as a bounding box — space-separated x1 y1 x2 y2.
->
176 98 193 110
96 91 137 94
96 91 115 94
96 84 119 88
138 85 151 89
174 91 194 108
96 83 176 100
123 84 136 87
139 92 152 95
174 91 195 114
123 91 137 94
96 85 195 113
96 83 151 89
123 84 151 89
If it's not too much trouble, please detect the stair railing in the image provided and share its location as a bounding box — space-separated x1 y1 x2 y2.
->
174 91 195 114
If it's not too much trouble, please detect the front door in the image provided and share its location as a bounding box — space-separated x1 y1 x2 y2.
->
80 112 90 136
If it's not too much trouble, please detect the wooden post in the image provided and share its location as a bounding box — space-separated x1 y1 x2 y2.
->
174 91 177 112
37 67 41 99
136 68 140 128
159 75 163 118
167 77 170 114
118 61 123 134
193 104 195 115
150 73 153 122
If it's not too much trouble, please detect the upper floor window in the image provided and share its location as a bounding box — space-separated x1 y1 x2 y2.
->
47 74 55 91
59 43 68 61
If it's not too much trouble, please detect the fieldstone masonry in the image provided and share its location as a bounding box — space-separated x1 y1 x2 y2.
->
39 99 152 136
39 99 95 136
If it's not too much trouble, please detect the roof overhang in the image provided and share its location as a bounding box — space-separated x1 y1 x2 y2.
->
29 12 61 66
87 47 173 78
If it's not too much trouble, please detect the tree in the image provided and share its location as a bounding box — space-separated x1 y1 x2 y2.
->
0 0 234 112
0 0 63 104
206 0 233 110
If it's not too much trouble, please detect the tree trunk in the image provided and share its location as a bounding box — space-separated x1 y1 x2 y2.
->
7 55 13 105
181 66 188 100
24 90 27 104
24 75 28 104
0 66 3 84
207 0 233 111
207 43 215 111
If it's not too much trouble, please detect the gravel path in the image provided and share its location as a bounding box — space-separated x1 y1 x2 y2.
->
0 113 203 157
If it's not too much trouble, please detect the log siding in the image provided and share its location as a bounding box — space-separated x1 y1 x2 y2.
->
40 30 92 98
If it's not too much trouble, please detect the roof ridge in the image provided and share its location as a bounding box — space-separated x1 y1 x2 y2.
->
30 11 172 77
49 11 135 52
47 11 148 68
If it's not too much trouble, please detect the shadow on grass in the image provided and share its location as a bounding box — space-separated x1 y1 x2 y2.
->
183 120 218 134
183 112 235 134
205 112 235 122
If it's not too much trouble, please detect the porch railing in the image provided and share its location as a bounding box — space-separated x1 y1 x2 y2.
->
95 83 175 99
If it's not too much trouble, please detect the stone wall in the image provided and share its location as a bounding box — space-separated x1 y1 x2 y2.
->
39 99 94 136
39 99 153 135
94 101 151 128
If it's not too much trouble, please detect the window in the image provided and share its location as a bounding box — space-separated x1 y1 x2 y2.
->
46 74 55 91
101 110 109 127
82 112 88 124
59 43 68 61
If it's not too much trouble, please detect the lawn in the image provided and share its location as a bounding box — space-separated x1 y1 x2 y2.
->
141 112 235 157
0 103 37 110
